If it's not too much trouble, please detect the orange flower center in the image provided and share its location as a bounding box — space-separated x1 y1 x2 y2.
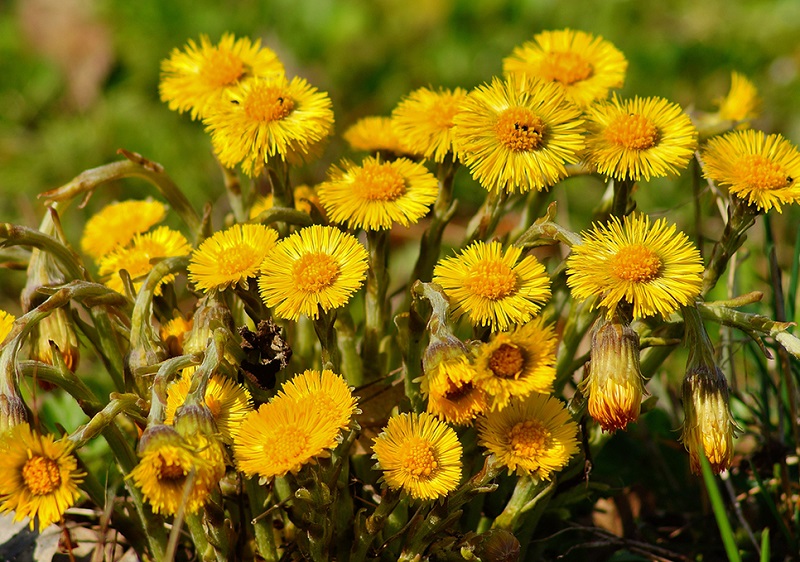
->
272 427 309 463
735 154 791 191
157 456 186 481
443 379 476 403
605 114 659 150
293 252 340 293
202 49 246 88
489 344 526 379
494 107 547 152
401 437 438 478
244 85 296 122
354 163 407 201
464 260 518 300
509 420 550 457
610 244 662 283
218 244 261 276
22 456 61 495
540 51 594 85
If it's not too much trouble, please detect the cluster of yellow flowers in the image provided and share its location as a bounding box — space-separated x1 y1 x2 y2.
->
1 26 799 561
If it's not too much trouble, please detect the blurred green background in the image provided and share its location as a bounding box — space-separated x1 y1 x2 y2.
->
1 0 799 305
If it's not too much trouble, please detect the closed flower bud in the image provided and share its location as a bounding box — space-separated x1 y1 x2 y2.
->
580 315 645 432
30 308 80 373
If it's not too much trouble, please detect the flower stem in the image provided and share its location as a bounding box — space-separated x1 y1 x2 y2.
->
363 229 390 381
312 308 340 371
492 475 554 532
464 189 509 244
702 197 758 297
246 477 279 561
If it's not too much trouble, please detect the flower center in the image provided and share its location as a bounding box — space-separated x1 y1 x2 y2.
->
157 455 187 481
202 49 246 88
604 114 659 150
401 437 438 478
540 51 594 85
610 244 662 283
272 428 308 463
509 420 550 458
22 456 61 495
293 252 340 293
443 380 475 403
735 154 792 191
463 260 518 300
354 162 407 201
218 244 261 276
244 85 296 122
494 107 547 152
489 344 526 379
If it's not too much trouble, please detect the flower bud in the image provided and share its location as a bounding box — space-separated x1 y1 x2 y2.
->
581 316 645 432
0 391 28 433
29 308 80 373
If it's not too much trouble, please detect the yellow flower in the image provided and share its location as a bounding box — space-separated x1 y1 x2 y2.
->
188 224 278 292
317 156 439 230
233 395 341 479
205 75 334 177
165 368 253 444
503 29 627 108
159 33 285 120
584 95 697 181
566 214 703 320
81 200 167 260
433 241 551 331
160 314 193 357
274 370 358 433
372 412 462 501
472 316 557 411
716 72 761 122
258 225 369 320
343 116 410 155
130 425 223 516
249 185 320 219
98 226 192 295
453 75 585 193
0 423 84 529
392 87 468 162
0 309 15 345
581 316 645 432
422 355 488 426
477 393 579 479
701 129 800 213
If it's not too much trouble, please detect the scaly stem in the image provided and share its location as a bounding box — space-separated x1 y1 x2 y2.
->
702 197 759 297
492 475 554 532
464 189 509 244
246 477 279 561
312 308 340 371
363 229 390 381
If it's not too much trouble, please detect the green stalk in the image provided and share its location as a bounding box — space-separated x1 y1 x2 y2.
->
463 189 509 244
554 298 598 393
492 475 554 532
312 308 340 371
610 177 634 218
220 163 247 224
350 490 402 562
336 310 364 387
363 229 390 381
699 454 742 562
246 477 279 561
702 197 758 297
185 511 213 562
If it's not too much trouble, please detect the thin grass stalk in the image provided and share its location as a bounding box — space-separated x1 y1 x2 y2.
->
699 453 742 562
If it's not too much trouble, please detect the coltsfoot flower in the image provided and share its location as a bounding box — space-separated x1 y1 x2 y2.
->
80 199 168 260
392 86 468 162
422 354 488 426
716 72 761 122
273 369 358 434
343 116 410 155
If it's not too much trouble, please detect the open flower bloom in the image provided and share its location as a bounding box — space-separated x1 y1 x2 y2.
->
584 95 697 182
188 223 279 292
433 241 551 331
0 423 84 529
392 86 468 162
581 316 646 432
372 412 462 501
249 185 320 218
453 74 585 193
716 72 761 122
566 214 703 320
503 29 627 108
317 156 439 230
472 316 557 411
258 225 369 320
81 199 167 260
205 74 334 176
159 33 285 120
701 129 800 213
477 393 579 479
343 116 411 155
273 369 358 434
98 226 192 295
422 355 488 426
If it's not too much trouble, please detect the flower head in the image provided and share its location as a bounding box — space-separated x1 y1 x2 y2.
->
188 224 278 292
205 75 334 177
716 72 761 122
0 423 84 529
454 75 585 193
503 29 627 107
160 33 285 120
581 316 645 431
472 316 557 411
477 393 579 479
98 226 192 295
81 200 167 260
274 370 358 433
317 156 439 230
249 185 321 218
165 368 253 444
702 130 800 213
566 214 703 320
160 314 193 357
392 87 468 162
233 395 342 479
372 412 462 500
422 355 488 426
433 241 551 331
584 95 697 181
343 116 410 155
258 225 369 320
